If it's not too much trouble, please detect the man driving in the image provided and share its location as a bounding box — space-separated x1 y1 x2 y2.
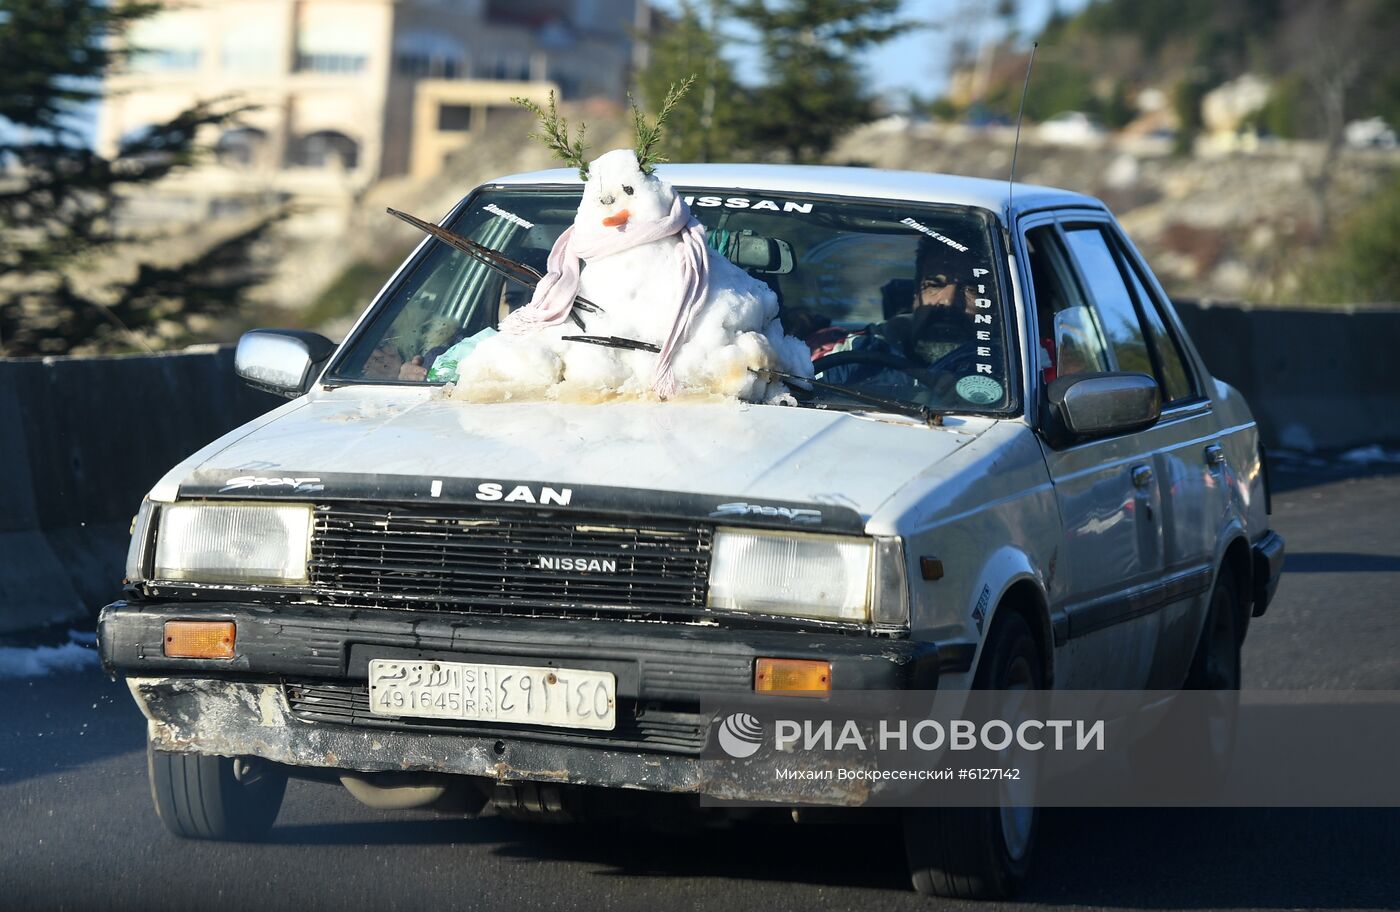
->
815 237 980 389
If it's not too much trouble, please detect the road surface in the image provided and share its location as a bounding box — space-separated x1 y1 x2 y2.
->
2 462 1397 911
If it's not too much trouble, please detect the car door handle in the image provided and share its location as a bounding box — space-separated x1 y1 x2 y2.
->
1205 444 1226 468
1131 464 1154 488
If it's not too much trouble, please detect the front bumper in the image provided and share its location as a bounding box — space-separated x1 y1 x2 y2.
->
100 600 972 804
1251 530 1286 617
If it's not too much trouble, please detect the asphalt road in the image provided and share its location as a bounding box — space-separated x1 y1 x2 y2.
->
2 463 1398 912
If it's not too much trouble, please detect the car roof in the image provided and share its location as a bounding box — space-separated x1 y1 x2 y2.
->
486 163 1104 219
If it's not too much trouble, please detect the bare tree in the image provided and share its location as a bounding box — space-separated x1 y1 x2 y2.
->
1280 0 1390 236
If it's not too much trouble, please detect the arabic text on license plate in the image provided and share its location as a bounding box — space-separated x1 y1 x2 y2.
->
367 659 616 731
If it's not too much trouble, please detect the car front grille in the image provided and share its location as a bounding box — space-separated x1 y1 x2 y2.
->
284 683 711 755
308 503 713 621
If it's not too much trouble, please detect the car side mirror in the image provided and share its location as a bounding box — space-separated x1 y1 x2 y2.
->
1045 372 1161 445
234 329 337 398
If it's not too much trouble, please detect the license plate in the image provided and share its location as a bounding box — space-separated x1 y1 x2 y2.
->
368 659 616 731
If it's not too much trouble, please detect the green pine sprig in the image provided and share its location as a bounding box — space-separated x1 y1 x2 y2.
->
513 92 590 180
631 74 697 175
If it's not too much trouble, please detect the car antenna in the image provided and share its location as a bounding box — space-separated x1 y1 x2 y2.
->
1007 41 1038 217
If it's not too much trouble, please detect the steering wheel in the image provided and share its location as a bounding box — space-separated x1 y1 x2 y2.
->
813 341 984 381
812 348 927 378
924 340 983 375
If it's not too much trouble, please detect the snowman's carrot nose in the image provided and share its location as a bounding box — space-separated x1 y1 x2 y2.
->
602 210 630 228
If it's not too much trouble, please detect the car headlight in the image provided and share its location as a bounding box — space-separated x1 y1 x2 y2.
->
125 499 157 582
707 528 876 623
152 502 313 586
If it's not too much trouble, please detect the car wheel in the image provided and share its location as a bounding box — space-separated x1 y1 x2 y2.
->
903 610 1044 899
1180 564 1242 786
147 742 287 841
1130 564 1241 797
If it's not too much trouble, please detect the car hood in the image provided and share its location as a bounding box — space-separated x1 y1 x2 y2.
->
172 388 992 529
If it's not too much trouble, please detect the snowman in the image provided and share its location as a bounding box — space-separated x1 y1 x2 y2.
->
453 85 813 403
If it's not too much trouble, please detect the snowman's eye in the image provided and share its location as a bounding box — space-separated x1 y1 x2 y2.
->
622 185 634 195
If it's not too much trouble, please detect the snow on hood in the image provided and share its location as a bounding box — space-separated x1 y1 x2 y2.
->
177 387 990 523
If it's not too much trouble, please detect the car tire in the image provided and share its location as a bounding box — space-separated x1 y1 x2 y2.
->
1130 564 1241 798
148 742 287 841
903 610 1044 899
1177 563 1242 788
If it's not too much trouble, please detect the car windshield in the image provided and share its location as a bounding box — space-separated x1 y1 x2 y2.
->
329 187 1017 414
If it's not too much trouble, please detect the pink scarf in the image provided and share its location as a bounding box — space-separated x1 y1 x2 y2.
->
500 194 710 399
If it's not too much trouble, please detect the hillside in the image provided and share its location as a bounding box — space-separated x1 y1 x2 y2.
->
949 0 1399 145
833 120 1397 303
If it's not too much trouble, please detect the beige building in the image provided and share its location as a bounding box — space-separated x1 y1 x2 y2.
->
97 0 643 209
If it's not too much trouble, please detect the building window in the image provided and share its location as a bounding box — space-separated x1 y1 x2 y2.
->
129 12 202 72
290 131 360 169
215 127 269 168
393 31 467 80
132 48 202 71
117 124 178 167
437 105 473 132
296 52 367 74
476 54 530 81
296 20 371 75
395 53 465 79
221 21 279 74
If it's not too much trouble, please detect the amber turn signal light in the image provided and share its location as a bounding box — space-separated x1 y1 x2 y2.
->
755 657 831 696
163 621 235 659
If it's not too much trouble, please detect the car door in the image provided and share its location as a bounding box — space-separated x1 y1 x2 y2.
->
1057 217 1220 688
1105 225 1228 686
1020 217 1165 690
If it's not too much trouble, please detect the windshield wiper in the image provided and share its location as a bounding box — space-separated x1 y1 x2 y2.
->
387 207 601 329
754 368 944 426
529 332 946 425
559 334 661 353
541 335 944 426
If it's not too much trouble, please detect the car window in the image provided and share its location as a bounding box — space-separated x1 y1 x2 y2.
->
1024 226 1110 380
1062 226 1154 377
1117 245 1197 402
356 211 545 381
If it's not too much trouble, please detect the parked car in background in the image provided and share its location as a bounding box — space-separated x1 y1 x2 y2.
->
1036 111 1107 146
1346 116 1398 149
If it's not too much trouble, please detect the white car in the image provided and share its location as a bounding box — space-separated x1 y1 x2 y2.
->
99 164 1283 898
1345 116 1397 149
1036 111 1106 146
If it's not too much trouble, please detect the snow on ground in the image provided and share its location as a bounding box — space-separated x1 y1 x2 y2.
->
1272 445 1400 468
1338 444 1400 466
0 632 99 679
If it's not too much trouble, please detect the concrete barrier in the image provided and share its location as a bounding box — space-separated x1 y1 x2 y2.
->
1173 301 1400 452
0 347 279 634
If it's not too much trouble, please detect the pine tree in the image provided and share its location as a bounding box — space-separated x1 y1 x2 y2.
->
733 0 906 163
637 1 746 163
0 0 275 355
